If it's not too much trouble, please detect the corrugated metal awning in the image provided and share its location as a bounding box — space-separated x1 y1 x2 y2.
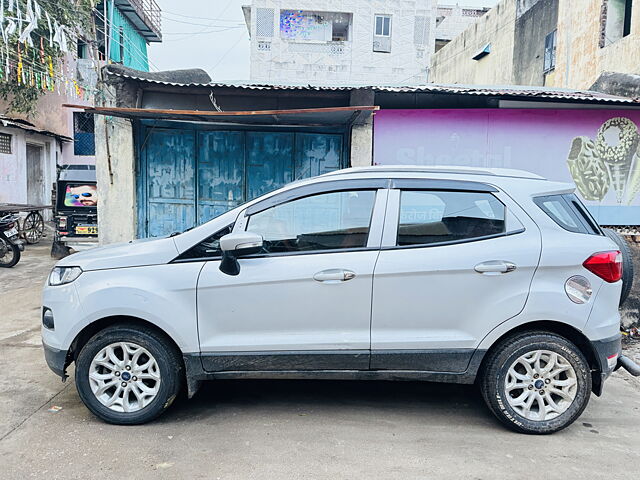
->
102 65 640 106
0 115 72 141
63 105 379 127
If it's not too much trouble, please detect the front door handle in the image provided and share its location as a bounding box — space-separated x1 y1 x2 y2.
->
313 269 356 283
474 261 517 275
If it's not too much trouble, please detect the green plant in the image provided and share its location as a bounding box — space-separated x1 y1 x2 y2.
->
0 0 93 114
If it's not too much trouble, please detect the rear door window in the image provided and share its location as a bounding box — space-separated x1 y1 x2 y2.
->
397 190 506 246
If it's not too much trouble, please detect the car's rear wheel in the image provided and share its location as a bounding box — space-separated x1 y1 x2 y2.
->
480 331 591 434
75 324 183 425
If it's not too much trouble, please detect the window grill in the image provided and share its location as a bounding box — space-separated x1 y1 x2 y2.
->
73 112 95 156
414 16 428 45
462 9 484 17
0 133 11 154
256 8 275 37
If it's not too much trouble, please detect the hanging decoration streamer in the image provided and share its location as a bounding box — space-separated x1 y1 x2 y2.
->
0 0 94 101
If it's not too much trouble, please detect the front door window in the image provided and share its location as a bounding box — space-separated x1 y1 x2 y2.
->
247 190 377 254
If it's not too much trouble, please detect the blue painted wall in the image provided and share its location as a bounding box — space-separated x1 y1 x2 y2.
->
108 1 150 71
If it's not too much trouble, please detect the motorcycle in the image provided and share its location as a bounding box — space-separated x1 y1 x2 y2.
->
0 213 24 268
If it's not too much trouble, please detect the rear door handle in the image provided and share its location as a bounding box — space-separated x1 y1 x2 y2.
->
474 261 517 275
313 269 356 283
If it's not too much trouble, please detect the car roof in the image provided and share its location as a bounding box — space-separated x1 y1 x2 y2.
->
308 165 574 198
59 165 97 182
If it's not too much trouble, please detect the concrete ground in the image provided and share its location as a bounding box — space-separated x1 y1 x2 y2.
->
1 240 640 480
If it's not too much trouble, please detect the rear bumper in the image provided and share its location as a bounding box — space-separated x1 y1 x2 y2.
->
58 237 98 251
591 333 622 396
43 342 68 380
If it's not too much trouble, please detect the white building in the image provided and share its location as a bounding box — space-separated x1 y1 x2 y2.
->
243 0 438 85
435 4 490 52
0 118 68 217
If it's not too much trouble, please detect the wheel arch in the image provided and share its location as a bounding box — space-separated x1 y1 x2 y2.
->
476 320 601 393
68 315 184 366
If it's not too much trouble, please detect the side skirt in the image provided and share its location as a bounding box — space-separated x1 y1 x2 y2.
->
182 350 487 398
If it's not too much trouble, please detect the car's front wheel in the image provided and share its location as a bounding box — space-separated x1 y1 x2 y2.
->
75 324 183 425
480 331 592 434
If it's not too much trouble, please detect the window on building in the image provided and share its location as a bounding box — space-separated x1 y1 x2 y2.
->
119 27 125 64
544 30 557 73
396 191 505 247
0 133 12 154
414 16 428 46
73 112 95 156
375 15 391 36
247 190 377 254
280 10 352 42
602 0 633 47
77 40 89 59
373 14 392 52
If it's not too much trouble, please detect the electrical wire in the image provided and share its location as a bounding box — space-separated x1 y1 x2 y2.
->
162 16 244 28
161 6 240 22
163 25 244 35
216 0 236 20
209 30 245 73
96 25 158 71
94 9 161 71
94 9 158 70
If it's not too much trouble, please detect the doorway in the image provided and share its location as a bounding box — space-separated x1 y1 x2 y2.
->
26 143 45 205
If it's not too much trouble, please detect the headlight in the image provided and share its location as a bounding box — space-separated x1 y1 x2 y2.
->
49 266 83 286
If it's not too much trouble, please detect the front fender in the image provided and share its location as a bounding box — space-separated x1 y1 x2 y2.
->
44 263 204 354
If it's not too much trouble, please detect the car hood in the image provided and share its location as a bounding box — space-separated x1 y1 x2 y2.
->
55 236 180 271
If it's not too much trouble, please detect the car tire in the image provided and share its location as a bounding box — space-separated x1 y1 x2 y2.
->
603 228 634 306
75 324 183 425
480 331 592 434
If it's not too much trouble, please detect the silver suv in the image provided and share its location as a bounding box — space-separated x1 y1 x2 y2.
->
42 166 640 433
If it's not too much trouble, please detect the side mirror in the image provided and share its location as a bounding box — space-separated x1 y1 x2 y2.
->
219 232 263 276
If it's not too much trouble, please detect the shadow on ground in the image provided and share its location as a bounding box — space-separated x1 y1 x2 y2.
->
157 378 497 428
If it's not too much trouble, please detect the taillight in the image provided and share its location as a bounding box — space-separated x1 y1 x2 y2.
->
58 216 67 229
583 250 622 283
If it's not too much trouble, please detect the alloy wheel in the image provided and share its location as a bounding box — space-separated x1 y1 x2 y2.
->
89 342 161 413
505 349 578 421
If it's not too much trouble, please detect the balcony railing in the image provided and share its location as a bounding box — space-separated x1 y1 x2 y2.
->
114 0 162 42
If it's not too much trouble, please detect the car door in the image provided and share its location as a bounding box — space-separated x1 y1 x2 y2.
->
196 182 388 372
370 180 541 372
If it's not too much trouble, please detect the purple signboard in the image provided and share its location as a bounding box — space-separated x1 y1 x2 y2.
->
373 109 640 224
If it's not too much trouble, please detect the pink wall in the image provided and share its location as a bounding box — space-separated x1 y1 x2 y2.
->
373 109 640 223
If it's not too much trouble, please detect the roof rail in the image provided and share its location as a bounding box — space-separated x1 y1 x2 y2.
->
322 166 546 180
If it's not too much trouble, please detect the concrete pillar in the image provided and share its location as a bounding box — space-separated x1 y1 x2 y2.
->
349 88 375 168
350 122 373 167
94 114 137 244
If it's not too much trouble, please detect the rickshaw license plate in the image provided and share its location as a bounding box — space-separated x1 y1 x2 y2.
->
5 227 18 237
75 225 98 235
